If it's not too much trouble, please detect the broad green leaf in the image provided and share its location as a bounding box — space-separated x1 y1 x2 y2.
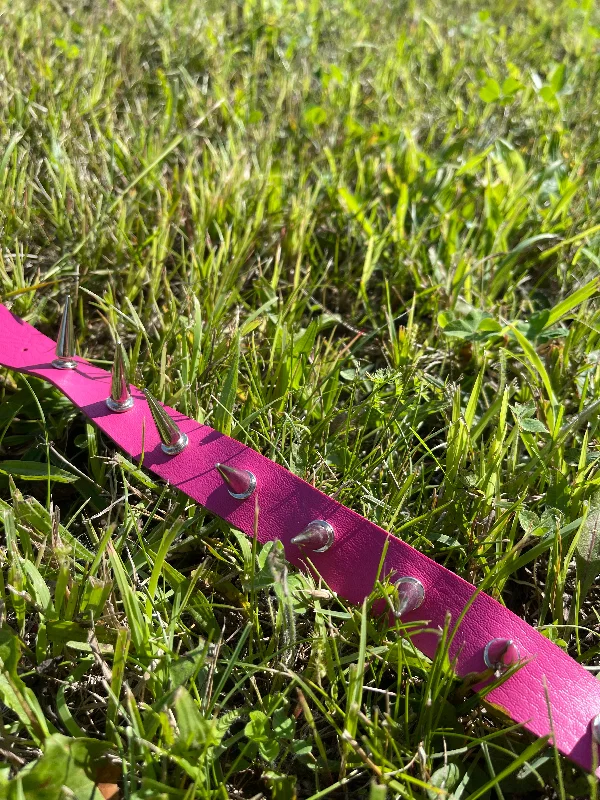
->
519 418 548 434
169 643 208 690
21 560 54 616
0 461 78 483
272 708 295 740
259 738 280 762
2 733 111 799
0 628 20 676
439 310 500 341
550 63 566 93
293 320 319 357
502 76 523 96
478 318 503 333
437 311 451 328
440 319 475 339
427 763 460 799
539 85 558 107
479 78 501 103
172 688 222 755
265 772 295 799
512 401 537 420
303 105 328 126
245 710 269 742
291 738 313 761
575 493 600 602
518 510 541 535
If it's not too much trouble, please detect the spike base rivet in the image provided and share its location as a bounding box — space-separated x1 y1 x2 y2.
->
393 576 425 618
592 713 600 745
484 638 520 672
105 395 134 413
52 358 77 370
161 432 188 456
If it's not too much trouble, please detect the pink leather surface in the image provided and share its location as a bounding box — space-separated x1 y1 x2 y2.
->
1 303 599 775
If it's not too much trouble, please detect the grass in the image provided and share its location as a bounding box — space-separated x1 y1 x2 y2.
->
0 0 600 796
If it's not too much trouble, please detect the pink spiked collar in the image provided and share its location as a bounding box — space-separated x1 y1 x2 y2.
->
1 301 599 777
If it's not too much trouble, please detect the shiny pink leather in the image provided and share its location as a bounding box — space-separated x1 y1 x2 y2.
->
1 303 599 775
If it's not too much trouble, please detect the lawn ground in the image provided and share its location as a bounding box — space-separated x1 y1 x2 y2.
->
0 0 600 797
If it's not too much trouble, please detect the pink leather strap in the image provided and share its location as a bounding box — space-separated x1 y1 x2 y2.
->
1 303 599 775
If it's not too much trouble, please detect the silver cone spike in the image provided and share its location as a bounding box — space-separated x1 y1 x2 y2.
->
393 577 425 618
290 520 334 553
144 389 188 455
215 463 257 499
52 294 77 369
106 341 134 413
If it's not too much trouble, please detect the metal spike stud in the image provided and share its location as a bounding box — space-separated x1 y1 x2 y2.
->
143 389 188 455
215 463 257 500
105 341 134 413
592 713 600 745
52 294 77 369
483 638 520 673
393 577 425 618
290 520 334 553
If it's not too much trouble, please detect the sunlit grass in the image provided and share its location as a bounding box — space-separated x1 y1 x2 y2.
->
0 0 599 796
